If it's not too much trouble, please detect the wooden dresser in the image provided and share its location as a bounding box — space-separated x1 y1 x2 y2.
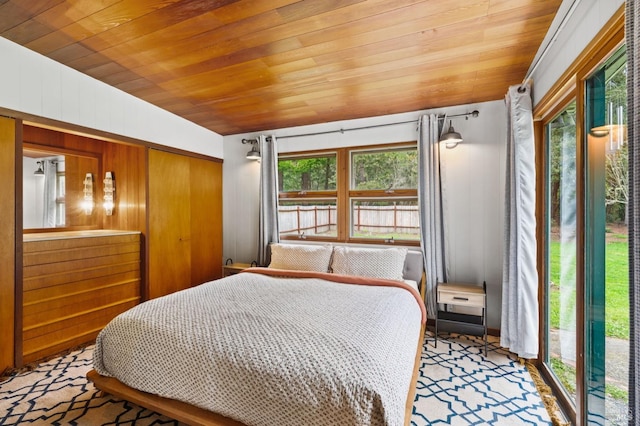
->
22 230 142 364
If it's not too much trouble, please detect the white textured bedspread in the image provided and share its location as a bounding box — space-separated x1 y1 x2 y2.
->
93 270 424 426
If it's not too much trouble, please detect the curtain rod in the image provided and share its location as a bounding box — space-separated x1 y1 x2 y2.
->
522 0 581 85
240 111 477 142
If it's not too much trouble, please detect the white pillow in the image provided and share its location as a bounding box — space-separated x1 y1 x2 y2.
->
330 246 408 281
268 243 333 272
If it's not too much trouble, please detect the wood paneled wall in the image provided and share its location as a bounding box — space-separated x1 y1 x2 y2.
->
23 126 104 156
22 231 141 364
12 124 221 367
23 125 148 235
102 142 147 234
0 117 19 373
65 154 101 228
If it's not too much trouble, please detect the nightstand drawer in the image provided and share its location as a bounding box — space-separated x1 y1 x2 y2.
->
438 290 485 308
435 281 487 355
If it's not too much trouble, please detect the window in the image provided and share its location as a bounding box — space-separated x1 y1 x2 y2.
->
278 154 336 193
278 154 338 239
349 147 418 241
278 143 418 244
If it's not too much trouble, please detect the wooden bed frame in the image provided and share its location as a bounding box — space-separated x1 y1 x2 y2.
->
86 324 425 426
87 250 427 425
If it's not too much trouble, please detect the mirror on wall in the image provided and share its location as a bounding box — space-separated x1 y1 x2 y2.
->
23 146 100 230
23 153 65 228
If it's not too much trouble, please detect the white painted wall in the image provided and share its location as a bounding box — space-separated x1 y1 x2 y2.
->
222 99 507 329
0 37 224 159
529 0 624 105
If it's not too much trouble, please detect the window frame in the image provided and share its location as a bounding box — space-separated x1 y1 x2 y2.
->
278 141 419 246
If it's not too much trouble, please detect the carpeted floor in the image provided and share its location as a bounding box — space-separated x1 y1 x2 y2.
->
0 332 551 425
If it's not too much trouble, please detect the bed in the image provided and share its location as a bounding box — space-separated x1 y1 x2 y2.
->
87 244 426 426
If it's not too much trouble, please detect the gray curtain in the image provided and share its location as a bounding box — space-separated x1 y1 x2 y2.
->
626 1 639 422
42 160 57 227
257 135 279 266
501 83 539 359
418 114 448 319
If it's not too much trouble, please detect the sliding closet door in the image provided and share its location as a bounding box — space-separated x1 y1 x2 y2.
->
189 157 222 285
147 149 223 299
148 149 191 299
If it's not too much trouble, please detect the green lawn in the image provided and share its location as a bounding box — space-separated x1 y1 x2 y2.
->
548 238 629 339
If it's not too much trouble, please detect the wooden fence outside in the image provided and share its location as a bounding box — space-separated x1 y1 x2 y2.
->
279 205 419 236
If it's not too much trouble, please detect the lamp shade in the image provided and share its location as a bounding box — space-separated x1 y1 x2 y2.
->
440 120 463 148
246 145 261 160
34 161 45 175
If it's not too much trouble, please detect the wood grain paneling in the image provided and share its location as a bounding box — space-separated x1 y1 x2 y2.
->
23 126 104 156
0 1 562 135
0 117 18 373
148 149 223 299
22 231 141 364
190 157 223 284
65 154 101 228
102 142 147 234
148 149 191 299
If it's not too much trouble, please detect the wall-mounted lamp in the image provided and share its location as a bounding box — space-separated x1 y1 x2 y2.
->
440 121 463 149
82 173 94 215
103 171 115 216
439 110 480 149
34 161 45 176
242 138 261 160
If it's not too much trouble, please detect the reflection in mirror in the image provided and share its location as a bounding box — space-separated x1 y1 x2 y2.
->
23 154 65 228
23 145 99 230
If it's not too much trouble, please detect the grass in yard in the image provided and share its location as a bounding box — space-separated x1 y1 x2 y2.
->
550 357 576 396
550 357 628 403
548 239 629 339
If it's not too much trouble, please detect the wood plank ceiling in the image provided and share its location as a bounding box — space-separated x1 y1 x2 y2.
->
0 0 562 136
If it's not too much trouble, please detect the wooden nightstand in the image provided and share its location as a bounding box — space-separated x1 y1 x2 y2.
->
222 262 253 277
435 281 487 355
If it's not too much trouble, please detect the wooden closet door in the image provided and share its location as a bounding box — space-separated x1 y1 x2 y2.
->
148 149 191 299
189 157 223 285
0 117 18 372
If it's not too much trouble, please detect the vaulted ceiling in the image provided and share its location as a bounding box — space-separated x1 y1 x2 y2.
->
0 0 562 135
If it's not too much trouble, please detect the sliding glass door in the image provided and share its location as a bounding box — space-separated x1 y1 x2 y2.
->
584 46 628 424
545 100 578 405
543 45 629 425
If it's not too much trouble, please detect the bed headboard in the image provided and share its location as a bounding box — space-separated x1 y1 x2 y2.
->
403 250 424 284
268 243 423 281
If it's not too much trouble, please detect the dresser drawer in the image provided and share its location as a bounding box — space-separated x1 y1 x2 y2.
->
438 290 485 308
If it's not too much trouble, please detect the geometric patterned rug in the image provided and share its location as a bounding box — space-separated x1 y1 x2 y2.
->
413 333 551 425
0 347 181 426
0 332 551 425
